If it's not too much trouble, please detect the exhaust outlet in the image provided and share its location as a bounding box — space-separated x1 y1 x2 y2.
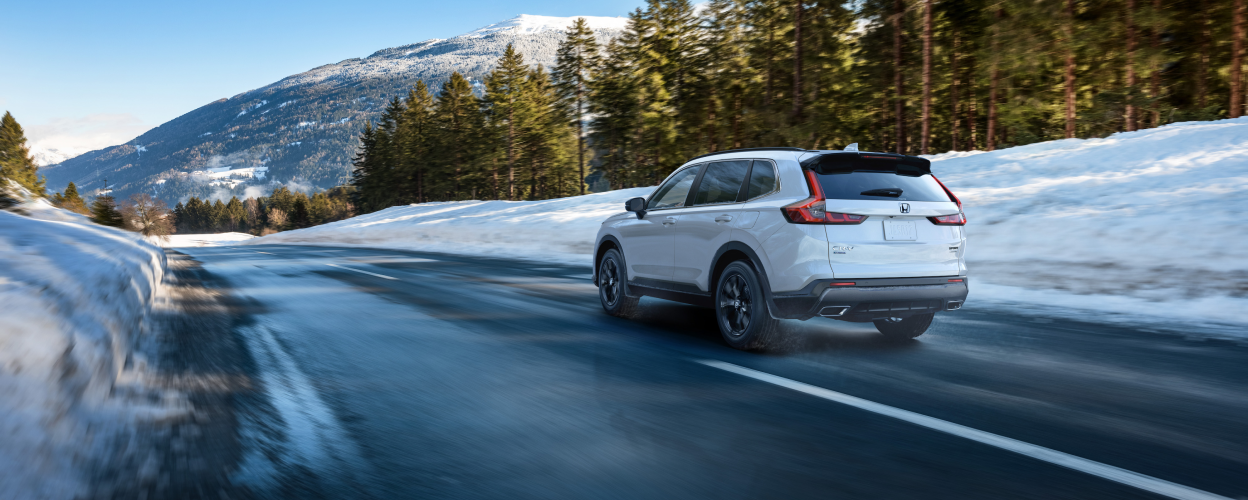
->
946 301 963 311
819 306 851 317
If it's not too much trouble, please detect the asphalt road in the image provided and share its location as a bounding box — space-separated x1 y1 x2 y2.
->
180 244 1248 500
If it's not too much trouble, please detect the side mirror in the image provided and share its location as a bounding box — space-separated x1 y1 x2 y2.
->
625 197 647 219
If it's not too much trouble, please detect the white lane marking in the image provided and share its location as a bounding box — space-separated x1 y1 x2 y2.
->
252 251 277 255
325 263 398 280
695 360 1231 500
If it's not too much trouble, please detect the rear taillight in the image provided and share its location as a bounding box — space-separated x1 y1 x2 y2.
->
928 213 967 225
782 170 867 225
931 176 966 225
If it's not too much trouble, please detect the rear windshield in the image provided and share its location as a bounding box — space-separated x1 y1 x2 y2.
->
811 159 951 202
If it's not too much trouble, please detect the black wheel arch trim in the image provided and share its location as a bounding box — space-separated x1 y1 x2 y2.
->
708 241 786 319
594 235 637 298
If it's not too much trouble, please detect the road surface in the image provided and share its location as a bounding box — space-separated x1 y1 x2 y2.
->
178 244 1248 499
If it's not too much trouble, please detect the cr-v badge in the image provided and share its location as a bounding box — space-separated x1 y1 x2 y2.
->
899 203 911 214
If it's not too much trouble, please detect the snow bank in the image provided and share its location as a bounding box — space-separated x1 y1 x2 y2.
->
926 117 1248 332
252 187 653 261
0 198 174 497
151 232 256 248
252 118 1248 333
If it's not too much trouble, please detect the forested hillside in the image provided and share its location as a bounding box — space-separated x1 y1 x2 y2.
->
350 0 1246 210
37 15 626 204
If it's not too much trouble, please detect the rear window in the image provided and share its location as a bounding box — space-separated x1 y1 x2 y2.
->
810 159 951 202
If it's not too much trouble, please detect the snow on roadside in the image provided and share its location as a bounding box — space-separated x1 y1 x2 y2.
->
149 232 256 248
251 118 1248 336
0 195 178 498
251 187 654 262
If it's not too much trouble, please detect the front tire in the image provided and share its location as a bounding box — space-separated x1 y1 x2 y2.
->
873 313 934 341
598 248 639 318
715 261 781 351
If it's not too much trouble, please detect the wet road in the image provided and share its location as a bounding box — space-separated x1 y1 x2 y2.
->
180 244 1248 499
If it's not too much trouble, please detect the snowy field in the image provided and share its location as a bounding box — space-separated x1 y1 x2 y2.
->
150 232 255 248
252 118 1248 336
0 196 178 498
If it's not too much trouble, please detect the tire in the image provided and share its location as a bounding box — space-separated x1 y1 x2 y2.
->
873 313 935 341
598 248 639 318
715 261 782 351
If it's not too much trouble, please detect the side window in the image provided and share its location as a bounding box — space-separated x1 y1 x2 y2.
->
745 161 778 200
693 160 751 206
649 166 700 209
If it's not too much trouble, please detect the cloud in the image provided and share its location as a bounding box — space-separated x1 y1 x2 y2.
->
25 113 152 153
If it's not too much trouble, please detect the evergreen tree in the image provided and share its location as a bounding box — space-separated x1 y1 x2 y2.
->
0 111 45 196
552 18 602 195
484 45 531 200
431 72 482 200
89 195 125 228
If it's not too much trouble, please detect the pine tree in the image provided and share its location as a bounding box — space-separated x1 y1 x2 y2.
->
432 72 482 200
0 111 45 196
552 18 602 195
399 82 435 203
484 46 531 200
90 195 125 227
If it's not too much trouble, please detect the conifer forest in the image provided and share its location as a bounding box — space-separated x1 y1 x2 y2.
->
350 0 1248 213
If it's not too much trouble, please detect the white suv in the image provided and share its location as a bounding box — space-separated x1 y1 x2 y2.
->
593 147 969 350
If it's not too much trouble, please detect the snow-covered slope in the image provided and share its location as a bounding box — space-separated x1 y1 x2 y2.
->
265 14 626 91
0 197 174 498
28 145 84 167
250 118 1248 334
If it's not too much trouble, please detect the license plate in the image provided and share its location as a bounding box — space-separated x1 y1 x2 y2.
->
883 220 917 241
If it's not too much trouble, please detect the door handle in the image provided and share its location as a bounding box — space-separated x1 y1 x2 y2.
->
714 215 733 223
663 217 677 226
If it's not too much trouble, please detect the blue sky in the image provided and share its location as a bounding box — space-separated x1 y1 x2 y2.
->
0 0 642 153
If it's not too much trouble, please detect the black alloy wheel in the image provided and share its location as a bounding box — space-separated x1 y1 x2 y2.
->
598 248 639 317
714 261 781 351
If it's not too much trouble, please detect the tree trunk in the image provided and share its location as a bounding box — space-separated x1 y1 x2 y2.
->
921 0 933 154
765 20 775 107
507 106 516 200
951 34 960 151
967 53 978 150
577 90 585 195
733 90 743 148
1150 0 1162 127
792 0 805 121
894 0 907 154
1199 0 1211 108
491 156 499 200
707 87 719 151
1233 0 1245 118
1065 0 1077 138
1125 0 1137 131
988 9 1002 151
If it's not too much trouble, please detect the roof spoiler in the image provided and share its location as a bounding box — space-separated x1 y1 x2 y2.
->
800 152 932 175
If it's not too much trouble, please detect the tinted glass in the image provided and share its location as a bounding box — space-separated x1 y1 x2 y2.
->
815 171 950 202
745 161 777 200
649 166 700 209
694 160 751 205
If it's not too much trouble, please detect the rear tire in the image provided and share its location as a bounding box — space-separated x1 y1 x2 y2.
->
873 313 934 341
598 248 639 318
715 261 782 351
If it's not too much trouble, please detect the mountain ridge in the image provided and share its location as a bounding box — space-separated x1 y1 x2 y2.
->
40 14 626 202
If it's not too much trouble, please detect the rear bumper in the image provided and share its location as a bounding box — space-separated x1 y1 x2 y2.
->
769 276 969 321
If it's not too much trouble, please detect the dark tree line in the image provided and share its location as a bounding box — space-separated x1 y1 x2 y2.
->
173 186 355 235
331 0 1248 213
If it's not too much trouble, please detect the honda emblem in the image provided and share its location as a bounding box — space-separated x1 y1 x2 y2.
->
899 203 910 214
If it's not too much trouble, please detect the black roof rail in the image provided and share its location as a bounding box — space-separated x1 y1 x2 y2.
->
685 147 811 163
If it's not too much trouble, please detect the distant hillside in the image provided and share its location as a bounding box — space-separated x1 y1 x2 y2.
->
40 15 626 203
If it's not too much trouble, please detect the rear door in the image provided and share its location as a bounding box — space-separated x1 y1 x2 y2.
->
812 158 963 278
617 165 701 281
672 160 752 290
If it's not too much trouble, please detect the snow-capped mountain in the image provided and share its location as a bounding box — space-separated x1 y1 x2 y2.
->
28 146 83 167
41 14 626 202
